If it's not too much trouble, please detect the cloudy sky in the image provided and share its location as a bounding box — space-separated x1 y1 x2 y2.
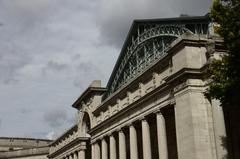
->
0 0 211 140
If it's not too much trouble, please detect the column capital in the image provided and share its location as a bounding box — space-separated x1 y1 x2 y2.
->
153 108 163 115
139 116 148 121
116 127 122 132
169 97 176 105
108 131 117 137
91 140 96 144
126 122 134 127
100 136 107 141
94 138 102 144
109 132 115 137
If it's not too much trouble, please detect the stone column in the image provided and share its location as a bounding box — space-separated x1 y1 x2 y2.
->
129 124 138 159
95 142 101 159
101 138 108 159
156 111 168 159
119 129 127 159
91 143 95 159
74 152 78 159
69 154 73 159
175 90 214 159
211 99 227 159
110 135 117 159
78 150 85 159
142 118 152 159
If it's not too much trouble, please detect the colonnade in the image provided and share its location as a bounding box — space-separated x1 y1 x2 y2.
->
92 110 169 159
60 149 85 159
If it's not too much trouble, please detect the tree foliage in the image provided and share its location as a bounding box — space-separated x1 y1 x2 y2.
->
209 0 240 107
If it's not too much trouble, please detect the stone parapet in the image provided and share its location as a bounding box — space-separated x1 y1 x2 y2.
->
0 137 52 150
0 146 49 158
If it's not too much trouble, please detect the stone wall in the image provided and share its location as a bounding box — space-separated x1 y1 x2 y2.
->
0 137 51 151
0 146 49 159
0 138 51 159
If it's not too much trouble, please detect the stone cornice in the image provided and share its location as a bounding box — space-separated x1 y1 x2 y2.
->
50 124 78 146
0 137 52 149
48 137 89 158
0 137 52 142
0 146 49 158
72 87 107 109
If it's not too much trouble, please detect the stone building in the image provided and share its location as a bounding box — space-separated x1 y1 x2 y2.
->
47 14 235 159
0 137 52 159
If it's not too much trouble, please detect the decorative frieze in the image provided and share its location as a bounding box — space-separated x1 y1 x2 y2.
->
50 127 79 154
173 81 187 93
94 70 171 125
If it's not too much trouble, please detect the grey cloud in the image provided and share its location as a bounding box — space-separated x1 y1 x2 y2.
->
20 108 32 114
0 44 32 84
43 109 67 128
48 61 68 71
0 0 89 84
67 114 77 125
0 0 55 32
20 108 28 114
77 62 97 72
73 62 103 89
96 0 211 47
71 54 82 61
0 118 2 128
21 131 46 139
42 60 69 75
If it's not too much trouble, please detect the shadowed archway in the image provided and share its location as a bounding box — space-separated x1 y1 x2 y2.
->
81 112 92 159
82 112 91 137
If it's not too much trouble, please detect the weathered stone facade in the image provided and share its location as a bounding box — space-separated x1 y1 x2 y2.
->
47 15 231 159
0 137 51 159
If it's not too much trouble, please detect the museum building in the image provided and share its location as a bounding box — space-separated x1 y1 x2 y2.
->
46 14 233 159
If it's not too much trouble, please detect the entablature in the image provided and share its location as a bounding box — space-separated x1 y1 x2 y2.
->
49 125 79 154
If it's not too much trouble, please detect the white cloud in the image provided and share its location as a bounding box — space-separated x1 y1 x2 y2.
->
44 109 67 128
46 131 56 140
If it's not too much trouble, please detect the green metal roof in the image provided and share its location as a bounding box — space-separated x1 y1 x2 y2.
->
103 14 211 100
